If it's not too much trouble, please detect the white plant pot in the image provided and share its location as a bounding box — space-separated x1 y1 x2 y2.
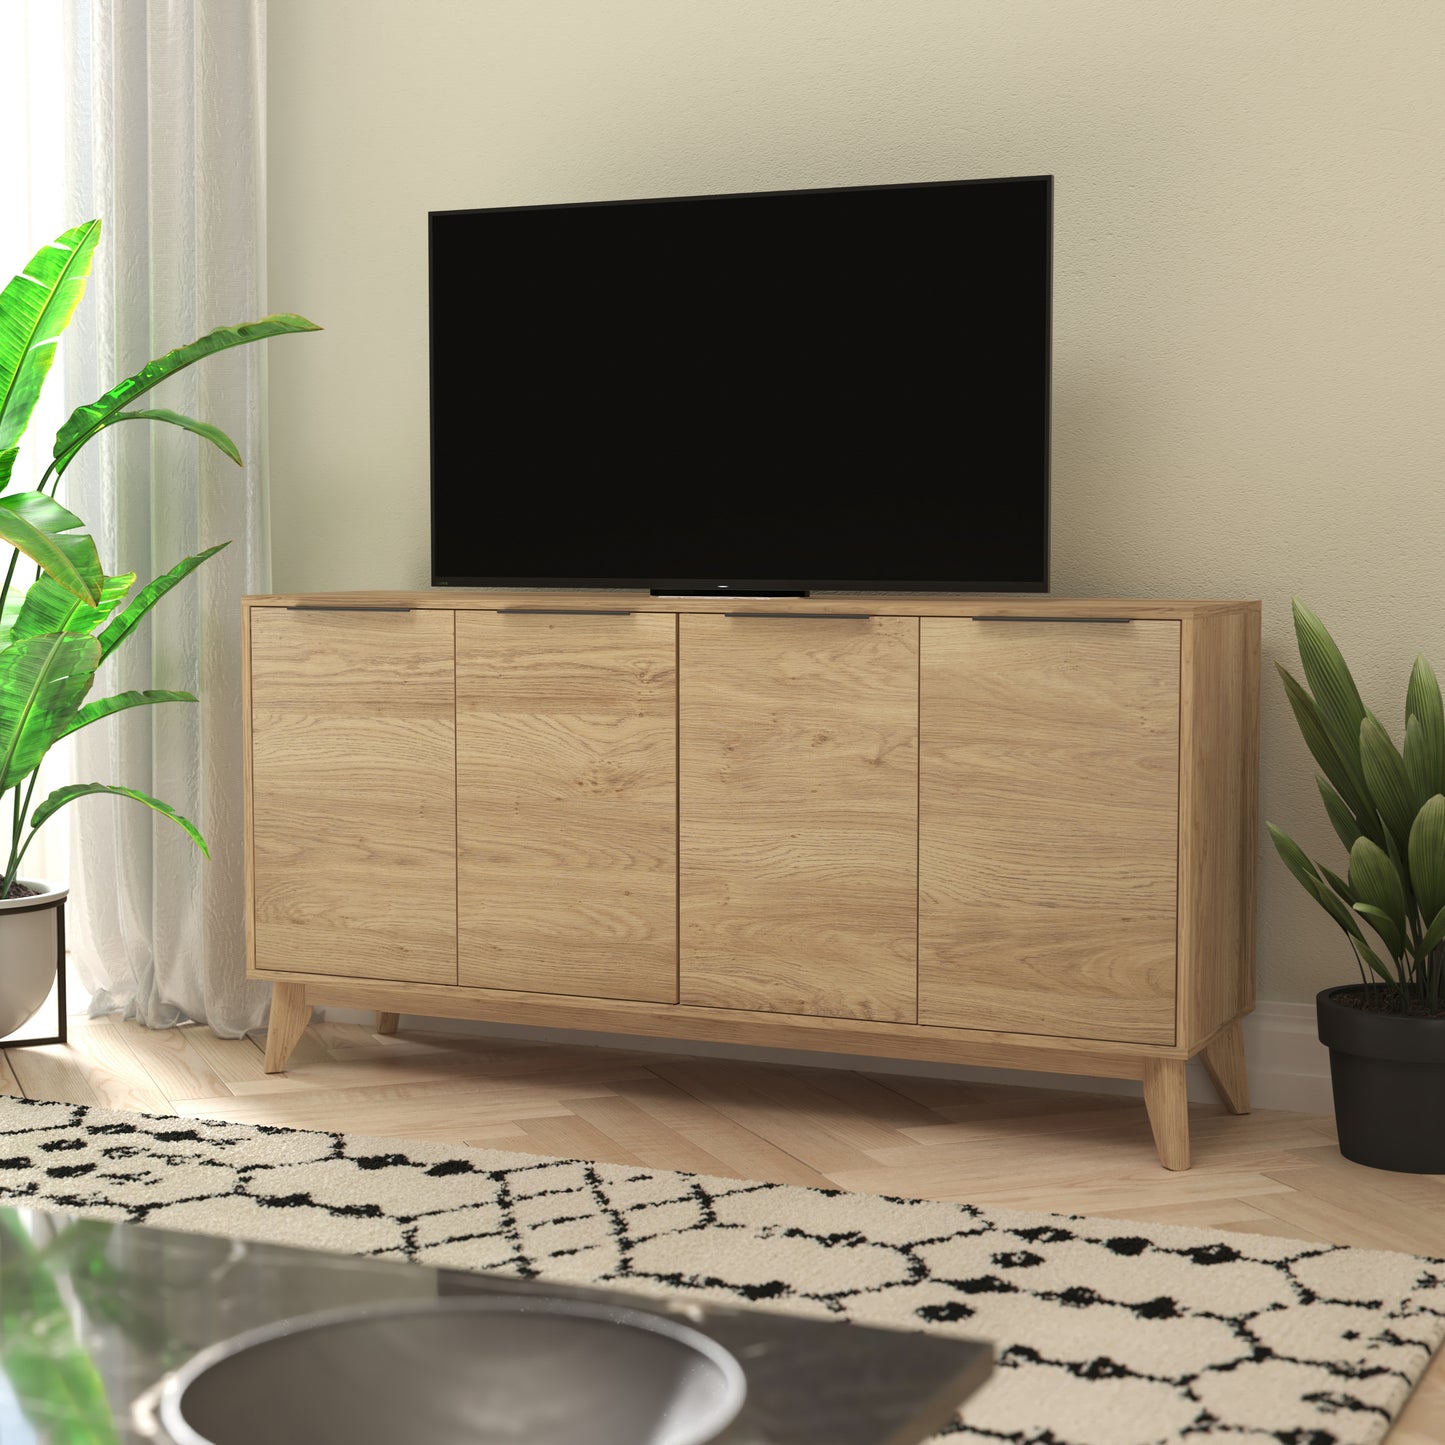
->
0 879 67 1040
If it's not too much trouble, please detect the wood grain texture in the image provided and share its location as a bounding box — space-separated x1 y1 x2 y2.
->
677 613 919 1022
1143 1058 1191 1170
1178 606 1261 1046
919 619 1182 1044
563 1090 754 1177
177 1026 277 1088
240 593 1263 1163
1201 1019 1251 1114
242 601 256 974
376 1013 400 1036
263 982 312 1073
247 593 1254 620
107 1018 233 1101
297 972 1157 1077
248 606 458 985
5 1019 169 1112
456 611 677 1002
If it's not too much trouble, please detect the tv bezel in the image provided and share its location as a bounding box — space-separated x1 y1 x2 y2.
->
428 174 1052 595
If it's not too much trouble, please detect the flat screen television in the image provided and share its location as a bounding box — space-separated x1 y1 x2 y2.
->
430 174 1051 594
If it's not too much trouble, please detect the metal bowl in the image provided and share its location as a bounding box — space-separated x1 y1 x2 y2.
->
156 1296 747 1445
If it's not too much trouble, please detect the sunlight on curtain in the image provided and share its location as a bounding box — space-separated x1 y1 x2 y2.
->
63 0 273 1035
4 2 273 1033
0 1 73 891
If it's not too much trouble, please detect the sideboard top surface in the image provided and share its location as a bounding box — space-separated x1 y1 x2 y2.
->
244 591 1259 620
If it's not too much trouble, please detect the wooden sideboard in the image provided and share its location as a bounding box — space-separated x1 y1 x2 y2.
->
243 591 1261 1170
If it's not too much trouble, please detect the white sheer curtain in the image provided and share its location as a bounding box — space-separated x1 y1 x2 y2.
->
62 0 272 1036
1 1 72 894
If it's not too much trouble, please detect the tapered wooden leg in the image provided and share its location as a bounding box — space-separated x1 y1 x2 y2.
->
1200 1019 1250 1115
263 982 312 1074
1143 1059 1191 1171
376 1012 400 1036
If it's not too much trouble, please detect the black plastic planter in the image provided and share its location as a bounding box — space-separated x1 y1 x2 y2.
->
1317 985 1445 1173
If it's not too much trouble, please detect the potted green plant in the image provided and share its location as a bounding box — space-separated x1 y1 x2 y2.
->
0 220 317 1041
1269 598 1445 1173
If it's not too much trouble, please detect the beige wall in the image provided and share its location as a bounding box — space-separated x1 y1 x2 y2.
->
268 0 1445 1007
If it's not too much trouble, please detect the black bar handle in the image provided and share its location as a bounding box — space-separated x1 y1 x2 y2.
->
723 611 872 620
286 605 414 613
495 607 636 616
969 615 1132 624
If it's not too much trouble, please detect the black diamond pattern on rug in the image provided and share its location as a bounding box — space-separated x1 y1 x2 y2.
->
1 1095 1441 1445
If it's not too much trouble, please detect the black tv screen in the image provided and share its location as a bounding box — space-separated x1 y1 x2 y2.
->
430 174 1051 593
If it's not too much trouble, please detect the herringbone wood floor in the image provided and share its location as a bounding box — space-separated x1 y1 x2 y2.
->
2 1014 1440 1439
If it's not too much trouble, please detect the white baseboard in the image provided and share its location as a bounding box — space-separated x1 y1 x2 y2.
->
1236 1001 1334 1115
317 999 1335 1117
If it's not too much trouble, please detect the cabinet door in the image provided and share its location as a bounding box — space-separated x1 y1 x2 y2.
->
457 611 677 1002
248 607 457 984
679 614 918 1022
919 619 1179 1044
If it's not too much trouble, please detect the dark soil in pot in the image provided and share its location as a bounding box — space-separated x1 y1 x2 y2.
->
1317 985 1445 1174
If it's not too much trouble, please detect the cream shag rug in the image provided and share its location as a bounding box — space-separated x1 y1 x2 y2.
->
0 1094 1440 1445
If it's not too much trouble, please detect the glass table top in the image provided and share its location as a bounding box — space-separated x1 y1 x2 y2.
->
0 1203 991 1444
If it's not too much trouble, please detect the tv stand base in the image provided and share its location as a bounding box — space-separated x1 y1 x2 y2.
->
255 973 1251 1173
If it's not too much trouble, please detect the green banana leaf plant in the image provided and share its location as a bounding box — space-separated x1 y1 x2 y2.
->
1269 598 1445 1015
0 220 318 899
